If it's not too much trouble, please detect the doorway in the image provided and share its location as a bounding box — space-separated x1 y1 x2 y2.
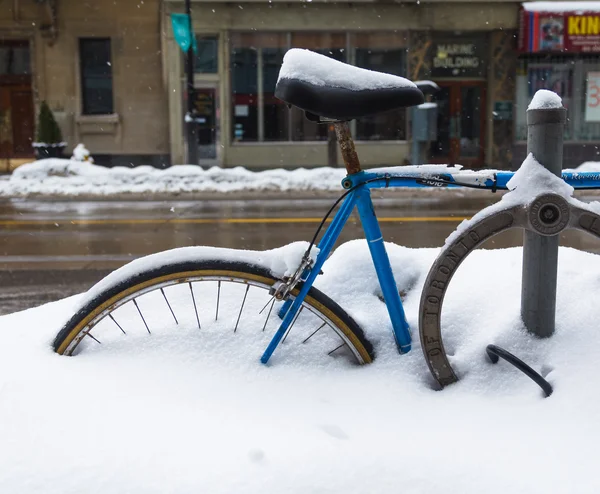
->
0 40 34 163
193 84 220 166
429 81 486 167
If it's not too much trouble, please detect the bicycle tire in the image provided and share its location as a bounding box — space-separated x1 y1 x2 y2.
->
53 259 374 365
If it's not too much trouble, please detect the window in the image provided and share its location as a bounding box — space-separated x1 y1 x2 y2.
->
353 33 408 141
0 41 30 75
290 33 347 142
195 36 218 74
512 55 600 142
230 33 288 142
230 31 408 143
79 38 113 115
231 34 258 142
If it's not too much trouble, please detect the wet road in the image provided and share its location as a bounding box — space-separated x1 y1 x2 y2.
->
1 190 599 314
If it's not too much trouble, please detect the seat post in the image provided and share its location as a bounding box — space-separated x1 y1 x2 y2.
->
333 121 362 175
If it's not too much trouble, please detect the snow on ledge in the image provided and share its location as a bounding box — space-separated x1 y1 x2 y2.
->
278 48 416 91
528 90 562 110
522 1 600 12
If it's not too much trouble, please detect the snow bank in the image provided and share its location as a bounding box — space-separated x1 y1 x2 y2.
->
3 159 348 196
278 48 416 90
1 236 600 492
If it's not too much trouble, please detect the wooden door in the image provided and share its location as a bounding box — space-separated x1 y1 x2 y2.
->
430 81 486 167
0 40 34 159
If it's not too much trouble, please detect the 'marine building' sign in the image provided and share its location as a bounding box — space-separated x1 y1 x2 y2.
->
519 5 600 53
431 38 486 77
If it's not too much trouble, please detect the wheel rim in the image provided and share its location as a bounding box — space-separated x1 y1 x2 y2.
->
58 269 371 365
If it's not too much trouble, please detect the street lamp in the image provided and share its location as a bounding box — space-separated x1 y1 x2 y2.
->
185 0 199 165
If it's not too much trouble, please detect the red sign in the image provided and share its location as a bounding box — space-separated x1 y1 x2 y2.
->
519 7 600 53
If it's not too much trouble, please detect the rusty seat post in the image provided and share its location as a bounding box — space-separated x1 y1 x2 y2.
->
333 121 362 175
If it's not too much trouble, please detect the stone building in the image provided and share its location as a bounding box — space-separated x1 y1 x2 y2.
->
1 0 534 171
0 0 169 170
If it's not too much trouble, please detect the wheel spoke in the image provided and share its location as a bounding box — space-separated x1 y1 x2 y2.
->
189 282 201 329
262 298 276 332
84 330 102 345
133 299 151 334
109 313 126 335
282 306 304 344
161 288 178 325
234 284 250 333
259 295 276 315
328 343 346 356
215 280 221 321
302 322 327 344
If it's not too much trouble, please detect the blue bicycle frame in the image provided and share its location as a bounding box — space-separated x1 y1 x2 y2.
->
260 166 600 364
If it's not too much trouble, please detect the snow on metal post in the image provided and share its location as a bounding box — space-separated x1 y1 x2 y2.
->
521 90 566 338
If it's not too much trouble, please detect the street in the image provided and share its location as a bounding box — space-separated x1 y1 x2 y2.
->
1 190 599 315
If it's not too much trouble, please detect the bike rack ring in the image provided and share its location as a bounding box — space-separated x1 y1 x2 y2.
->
419 193 600 388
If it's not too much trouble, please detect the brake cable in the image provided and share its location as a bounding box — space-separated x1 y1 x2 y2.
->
303 174 502 259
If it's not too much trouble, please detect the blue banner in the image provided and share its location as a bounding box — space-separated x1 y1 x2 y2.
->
171 13 197 54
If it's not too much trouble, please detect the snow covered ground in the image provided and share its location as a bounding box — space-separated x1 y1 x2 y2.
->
1 157 600 492
1 240 600 493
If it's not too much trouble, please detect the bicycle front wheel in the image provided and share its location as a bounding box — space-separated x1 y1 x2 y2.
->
53 259 374 365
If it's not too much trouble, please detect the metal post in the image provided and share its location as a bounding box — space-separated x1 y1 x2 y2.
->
411 108 421 165
185 0 199 165
521 101 567 338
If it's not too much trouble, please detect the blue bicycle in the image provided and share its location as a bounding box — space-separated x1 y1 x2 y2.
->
53 49 600 390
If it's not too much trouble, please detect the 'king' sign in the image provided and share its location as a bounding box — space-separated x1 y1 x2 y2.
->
519 7 600 53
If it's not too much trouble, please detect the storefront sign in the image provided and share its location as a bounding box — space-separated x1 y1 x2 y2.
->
431 38 486 78
493 101 513 121
519 6 600 53
585 72 600 122
194 90 215 126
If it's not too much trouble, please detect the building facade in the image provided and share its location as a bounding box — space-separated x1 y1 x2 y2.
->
515 2 600 168
0 0 169 170
1 0 542 171
164 0 520 170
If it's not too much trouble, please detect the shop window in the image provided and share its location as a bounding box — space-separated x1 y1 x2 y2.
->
516 59 573 140
353 33 408 141
289 33 347 142
195 36 218 74
79 38 114 115
261 34 288 142
0 42 30 75
515 55 600 142
231 33 289 142
230 31 409 143
231 36 258 142
578 61 600 141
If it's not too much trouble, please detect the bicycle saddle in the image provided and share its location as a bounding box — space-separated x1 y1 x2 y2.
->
275 48 424 121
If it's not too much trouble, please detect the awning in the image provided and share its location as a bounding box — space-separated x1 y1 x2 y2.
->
519 2 600 53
